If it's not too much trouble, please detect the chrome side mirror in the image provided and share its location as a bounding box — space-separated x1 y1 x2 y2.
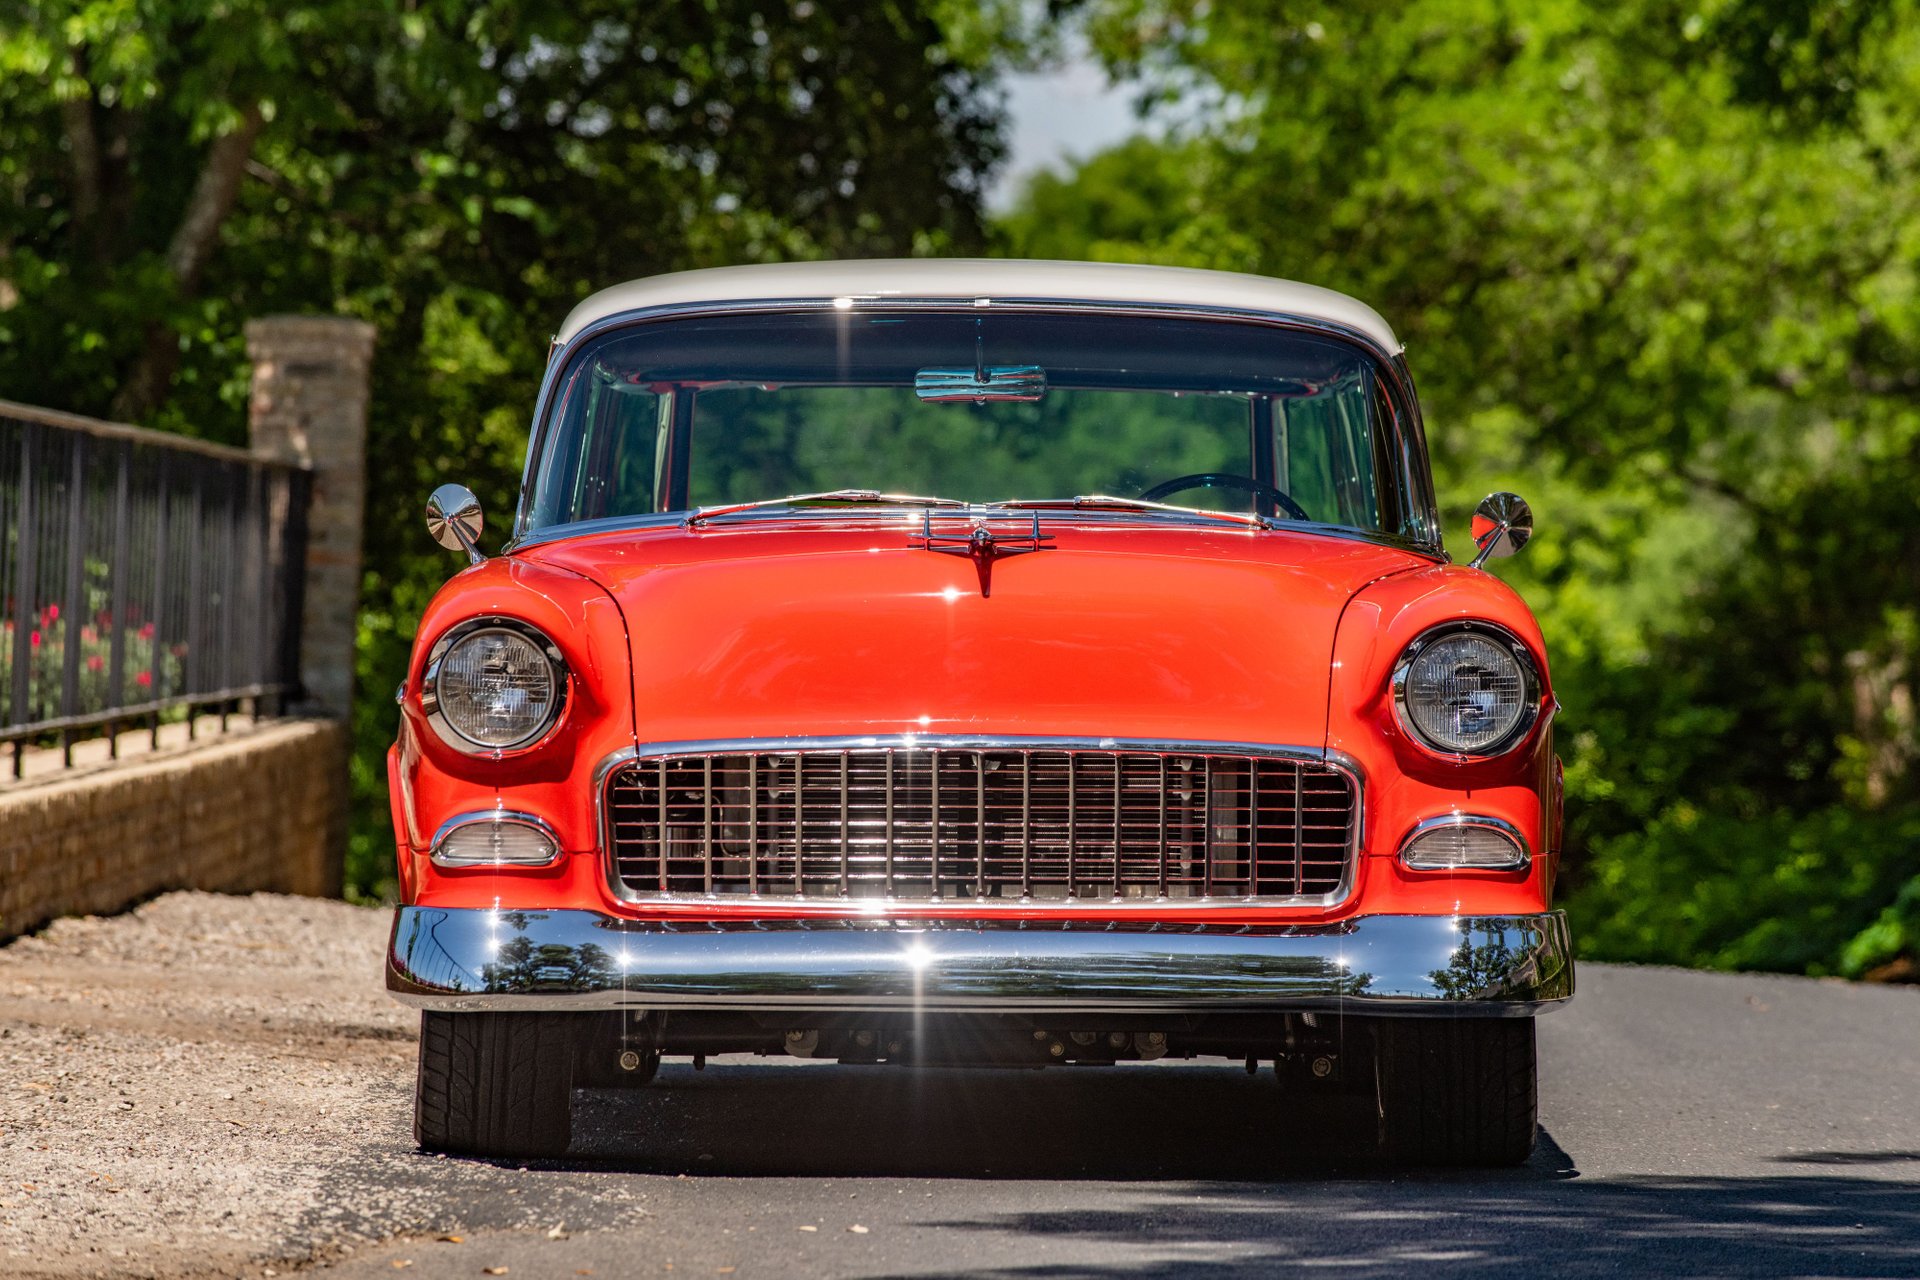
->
426 483 485 565
1469 491 1533 569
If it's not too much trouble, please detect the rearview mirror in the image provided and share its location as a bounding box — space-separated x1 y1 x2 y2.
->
915 364 1047 403
426 483 485 565
1469 492 1532 569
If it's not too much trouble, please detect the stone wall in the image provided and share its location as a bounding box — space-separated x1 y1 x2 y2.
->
0 719 349 940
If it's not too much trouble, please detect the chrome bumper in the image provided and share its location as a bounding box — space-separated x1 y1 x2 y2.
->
387 908 1574 1016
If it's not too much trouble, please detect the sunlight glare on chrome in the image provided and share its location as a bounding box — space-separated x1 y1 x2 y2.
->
906 935 932 1066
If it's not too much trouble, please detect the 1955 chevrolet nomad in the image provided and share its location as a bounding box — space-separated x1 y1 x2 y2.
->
386 259 1572 1165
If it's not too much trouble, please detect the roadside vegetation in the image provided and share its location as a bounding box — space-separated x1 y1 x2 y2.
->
1012 0 1920 980
2 1 1914 980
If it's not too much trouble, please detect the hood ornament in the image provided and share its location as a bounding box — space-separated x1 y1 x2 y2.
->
916 510 1054 597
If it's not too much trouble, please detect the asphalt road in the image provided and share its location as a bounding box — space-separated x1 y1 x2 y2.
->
307 962 1920 1280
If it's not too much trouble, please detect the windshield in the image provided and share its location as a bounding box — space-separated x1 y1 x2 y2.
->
523 309 1424 539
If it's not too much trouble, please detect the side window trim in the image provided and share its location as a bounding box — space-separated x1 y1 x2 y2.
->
570 373 610 522
662 387 695 511
652 393 675 513
1249 395 1278 519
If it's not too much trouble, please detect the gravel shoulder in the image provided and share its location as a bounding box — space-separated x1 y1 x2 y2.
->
3 894 648 1279
0 893 415 1278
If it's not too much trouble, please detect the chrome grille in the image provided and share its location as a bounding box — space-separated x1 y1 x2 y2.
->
603 742 1357 904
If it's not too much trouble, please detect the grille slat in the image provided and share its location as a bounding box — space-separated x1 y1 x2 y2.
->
606 745 1356 903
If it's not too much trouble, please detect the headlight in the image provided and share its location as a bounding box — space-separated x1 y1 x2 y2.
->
1392 623 1539 757
422 618 567 753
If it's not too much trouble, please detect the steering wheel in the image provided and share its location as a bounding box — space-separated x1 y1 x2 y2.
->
1140 473 1311 522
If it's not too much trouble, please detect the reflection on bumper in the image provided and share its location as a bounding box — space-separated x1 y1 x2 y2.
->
388 907 1574 1016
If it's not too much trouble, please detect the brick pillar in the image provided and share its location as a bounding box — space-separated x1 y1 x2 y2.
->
245 316 375 719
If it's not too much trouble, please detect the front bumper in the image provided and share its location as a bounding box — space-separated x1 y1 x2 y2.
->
387 908 1574 1016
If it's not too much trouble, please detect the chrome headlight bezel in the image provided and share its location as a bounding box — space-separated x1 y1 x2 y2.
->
420 616 569 755
1390 621 1542 760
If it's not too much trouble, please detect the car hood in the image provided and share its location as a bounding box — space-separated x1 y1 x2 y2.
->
520 519 1429 749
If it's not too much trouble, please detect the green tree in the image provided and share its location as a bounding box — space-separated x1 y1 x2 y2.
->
1 0 1015 897
1005 0 1920 976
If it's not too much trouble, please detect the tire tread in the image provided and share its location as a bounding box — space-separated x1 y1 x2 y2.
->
414 1012 575 1158
1380 1018 1536 1166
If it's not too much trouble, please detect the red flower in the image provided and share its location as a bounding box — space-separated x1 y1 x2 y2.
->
29 630 39 648
43 603 58 624
136 671 153 688
86 655 103 672
138 622 155 640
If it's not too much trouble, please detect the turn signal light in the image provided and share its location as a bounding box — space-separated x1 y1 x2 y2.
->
431 812 560 867
1399 816 1529 871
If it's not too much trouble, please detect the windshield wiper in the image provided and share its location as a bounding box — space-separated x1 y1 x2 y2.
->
993 495 1272 529
685 489 967 526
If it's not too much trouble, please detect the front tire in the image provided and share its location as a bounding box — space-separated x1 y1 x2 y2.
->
414 1011 576 1159
1376 1018 1537 1166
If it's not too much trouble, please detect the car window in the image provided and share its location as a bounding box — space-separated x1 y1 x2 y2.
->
692 387 1249 510
530 368 665 526
527 310 1413 536
1274 373 1383 530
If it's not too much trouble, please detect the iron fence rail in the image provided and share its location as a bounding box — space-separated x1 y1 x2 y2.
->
0 400 311 775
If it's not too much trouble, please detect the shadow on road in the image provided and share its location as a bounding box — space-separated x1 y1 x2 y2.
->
569 1060 1462 1178
527 1062 1920 1276
891 1174 1920 1278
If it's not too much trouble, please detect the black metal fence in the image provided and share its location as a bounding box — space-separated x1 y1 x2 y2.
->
0 400 311 775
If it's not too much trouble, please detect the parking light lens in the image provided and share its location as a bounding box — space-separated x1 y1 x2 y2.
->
1400 818 1529 871
432 813 560 866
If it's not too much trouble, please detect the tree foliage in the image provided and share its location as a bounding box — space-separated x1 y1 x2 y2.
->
1006 0 1920 976
0 0 1010 897
6 0 1915 978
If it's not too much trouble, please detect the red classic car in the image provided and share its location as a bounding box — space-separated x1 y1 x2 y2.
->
387 259 1572 1165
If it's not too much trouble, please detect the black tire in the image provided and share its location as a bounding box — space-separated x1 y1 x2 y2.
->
414 1011 576 1159
1376 1018 1537 1166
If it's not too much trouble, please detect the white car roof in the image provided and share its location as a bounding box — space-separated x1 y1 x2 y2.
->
554 259 1402 355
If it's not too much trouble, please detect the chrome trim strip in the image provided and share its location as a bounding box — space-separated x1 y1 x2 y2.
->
593 736 1366 913
387 906 1575 1015
1397 813 1531 872
430 809 564 869
420 616 571 757
510 296 1442 552
1388 620 1549 762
